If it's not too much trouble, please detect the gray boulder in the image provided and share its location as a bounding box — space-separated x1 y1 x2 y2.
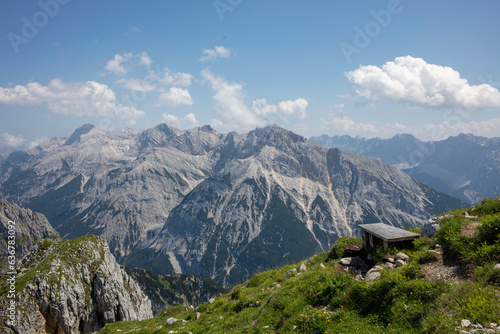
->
422 215 453 237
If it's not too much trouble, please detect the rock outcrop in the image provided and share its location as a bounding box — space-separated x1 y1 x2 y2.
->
0 199 59 273
422 214 453 237
0 235 152 334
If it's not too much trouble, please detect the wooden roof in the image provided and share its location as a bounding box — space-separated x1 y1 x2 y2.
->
358 223 420 242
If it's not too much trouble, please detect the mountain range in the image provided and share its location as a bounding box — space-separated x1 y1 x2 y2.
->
311 133 500 204
0 124 465 287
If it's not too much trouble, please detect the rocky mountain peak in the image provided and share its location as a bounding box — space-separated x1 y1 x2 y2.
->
0 123 466 289
63 123 97 146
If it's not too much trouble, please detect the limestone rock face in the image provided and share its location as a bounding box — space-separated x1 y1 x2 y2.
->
0 199 59 273
0 124 465 288
0 235 152 334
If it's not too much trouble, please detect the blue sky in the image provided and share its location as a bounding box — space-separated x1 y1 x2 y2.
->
0 0 499 150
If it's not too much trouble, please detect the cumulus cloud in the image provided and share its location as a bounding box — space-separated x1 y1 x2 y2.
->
346 56 500 110
161 113 179 124
105 53 134 75
0 79 144 119
158 87 194 107
117 68 192 93
252 98 308 119
157 68 192 87
201 69 309 130
321 115 378 134
138 51 152 67
1 133 26 147
104 52 156 75
183 113 199 125
278 98 308 119
422 118 500 140
252 98 277 115
201 69 265 130
319 111 500 140
28 137 49 149
200 46 231 62
116 78 157 92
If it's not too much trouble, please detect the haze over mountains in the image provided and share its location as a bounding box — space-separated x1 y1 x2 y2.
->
311 134 500 204
0 124 464 287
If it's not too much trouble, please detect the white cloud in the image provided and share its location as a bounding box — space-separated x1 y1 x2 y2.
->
123 26 141 37
333 103 345 112
28 136 49 149
183 113 199 125
116 78 157 92
321 115 378 134
162 113 179 124
278 98 308 119
210 119 224 128
104 52 158 76
105 53 134 75
337 94 356 100
158 87 194 107
0 79 144 119
252 98 309 119
252 98 277 115
157 68 192 87
346 55 500 110
201 69 309 130
138 51 152 67
1 133 25 147
117 67 192 93
422 118 500 140
201 69 265 130
200 46 231 62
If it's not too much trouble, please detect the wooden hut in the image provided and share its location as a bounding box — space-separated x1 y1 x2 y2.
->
358 223 420 250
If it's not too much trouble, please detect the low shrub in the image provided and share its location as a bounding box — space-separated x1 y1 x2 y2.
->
472 197 500 216
401 264 425 280
415 251 438 264
412 235 433 251
326 237 362 261
477 215 500 245
475 264 500 287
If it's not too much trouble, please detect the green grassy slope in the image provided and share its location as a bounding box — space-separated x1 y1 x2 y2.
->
98 198 500 334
